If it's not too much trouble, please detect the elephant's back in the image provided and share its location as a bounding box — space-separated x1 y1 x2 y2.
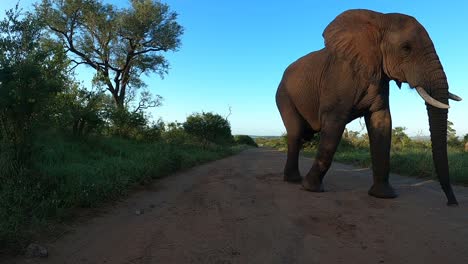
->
280 49 328 131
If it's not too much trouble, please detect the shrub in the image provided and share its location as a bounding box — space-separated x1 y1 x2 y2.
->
106 108 146 138
0 7 68 175
183 112 233 146
234 135 258 147
162 122 192 145
48 84 109 136
303 134 321 150
254 136 286 149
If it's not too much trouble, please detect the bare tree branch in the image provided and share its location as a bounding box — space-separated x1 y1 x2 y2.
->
225 106 232 120
132 47 165 56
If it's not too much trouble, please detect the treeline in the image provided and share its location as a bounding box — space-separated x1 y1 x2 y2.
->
0 1 256 254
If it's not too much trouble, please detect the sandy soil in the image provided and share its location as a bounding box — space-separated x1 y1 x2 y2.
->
6 148 468 264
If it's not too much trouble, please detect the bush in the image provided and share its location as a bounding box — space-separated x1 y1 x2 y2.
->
234 135 258 147
303 134 321 150
392 127 411 150
162 122 192 145
183 112 233 147
0 7 69 176
48 84 109 136
105 108 164 141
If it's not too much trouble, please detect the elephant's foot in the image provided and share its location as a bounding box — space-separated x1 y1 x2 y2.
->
284 171 302 183
368 183 397 199
302 176 324 192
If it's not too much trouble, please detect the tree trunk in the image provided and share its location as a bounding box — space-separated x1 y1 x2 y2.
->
110 91 125 109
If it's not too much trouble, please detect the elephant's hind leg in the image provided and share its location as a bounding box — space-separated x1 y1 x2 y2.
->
277 88 307 183
284 132 304 183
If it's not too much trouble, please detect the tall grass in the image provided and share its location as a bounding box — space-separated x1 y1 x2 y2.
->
0 132 238 254
256 136 468 184
332 147 467 183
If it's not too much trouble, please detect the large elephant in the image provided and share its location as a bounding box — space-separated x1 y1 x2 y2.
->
276 9 462 205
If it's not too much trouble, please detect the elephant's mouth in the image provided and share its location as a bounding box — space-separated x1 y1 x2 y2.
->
395 80 402 89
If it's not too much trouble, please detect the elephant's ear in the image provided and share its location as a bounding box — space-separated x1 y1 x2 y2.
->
323 9 383 78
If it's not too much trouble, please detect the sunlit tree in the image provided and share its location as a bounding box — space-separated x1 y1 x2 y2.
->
37 0 183 110
183 112 233 147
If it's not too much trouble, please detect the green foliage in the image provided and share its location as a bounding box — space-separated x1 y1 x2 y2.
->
255 137 285 149
0 6 69 175
0 2 235 255
0 132 235 253
162 121 192 145
302 135 320 150
340 129 369 150
447 120 456 138
37 0 183 108
391 126 412 150
106 108 164 141
234 135 258 147
260 122 468 187
107 108 146 137
447 120 461 147
49 83 110 136
183 112 233 146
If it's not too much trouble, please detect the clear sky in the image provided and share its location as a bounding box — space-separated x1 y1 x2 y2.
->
2 0 467 136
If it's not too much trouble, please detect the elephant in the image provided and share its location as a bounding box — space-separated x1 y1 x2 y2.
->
276 9 462 206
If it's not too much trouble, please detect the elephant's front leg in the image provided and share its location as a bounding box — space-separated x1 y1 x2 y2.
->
365 109 397 198
302 119 346 192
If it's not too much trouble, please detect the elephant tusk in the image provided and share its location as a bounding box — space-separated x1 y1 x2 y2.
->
415 86 450 109
449 92 462 101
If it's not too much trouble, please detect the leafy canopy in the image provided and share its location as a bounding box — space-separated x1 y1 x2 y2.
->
183 112 233 146
0 5 69 171
37 0 183 109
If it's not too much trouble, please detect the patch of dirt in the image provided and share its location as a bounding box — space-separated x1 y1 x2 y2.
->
5 148 468 264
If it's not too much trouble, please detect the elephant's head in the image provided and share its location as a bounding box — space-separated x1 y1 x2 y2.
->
323 9 461 205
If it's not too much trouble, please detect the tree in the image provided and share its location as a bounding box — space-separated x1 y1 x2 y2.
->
392 126 411 148
50 82 109 136
37 0 183 109
0 6 69 172
447 120 456 139
234 135 258 147
183 112 233 147
447 120 460 147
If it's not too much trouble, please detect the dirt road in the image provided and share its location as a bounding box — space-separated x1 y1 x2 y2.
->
8 148 468 264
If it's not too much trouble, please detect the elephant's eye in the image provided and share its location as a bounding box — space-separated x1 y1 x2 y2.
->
401 43 412 55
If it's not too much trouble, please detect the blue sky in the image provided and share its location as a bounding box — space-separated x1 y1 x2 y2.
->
2 0 467 136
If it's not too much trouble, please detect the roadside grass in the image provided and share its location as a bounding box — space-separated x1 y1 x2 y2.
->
326 147 466 183
0 133 245 254
257 137 468 185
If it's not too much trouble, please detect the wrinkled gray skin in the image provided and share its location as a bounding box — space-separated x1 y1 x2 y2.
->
276 9 461 205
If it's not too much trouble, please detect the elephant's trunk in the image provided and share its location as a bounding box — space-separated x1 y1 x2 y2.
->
425 68 458 205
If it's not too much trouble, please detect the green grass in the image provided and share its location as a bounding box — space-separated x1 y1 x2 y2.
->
256 137 468 184
327 146 466 184
327 148 439 178
0 133 243 254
